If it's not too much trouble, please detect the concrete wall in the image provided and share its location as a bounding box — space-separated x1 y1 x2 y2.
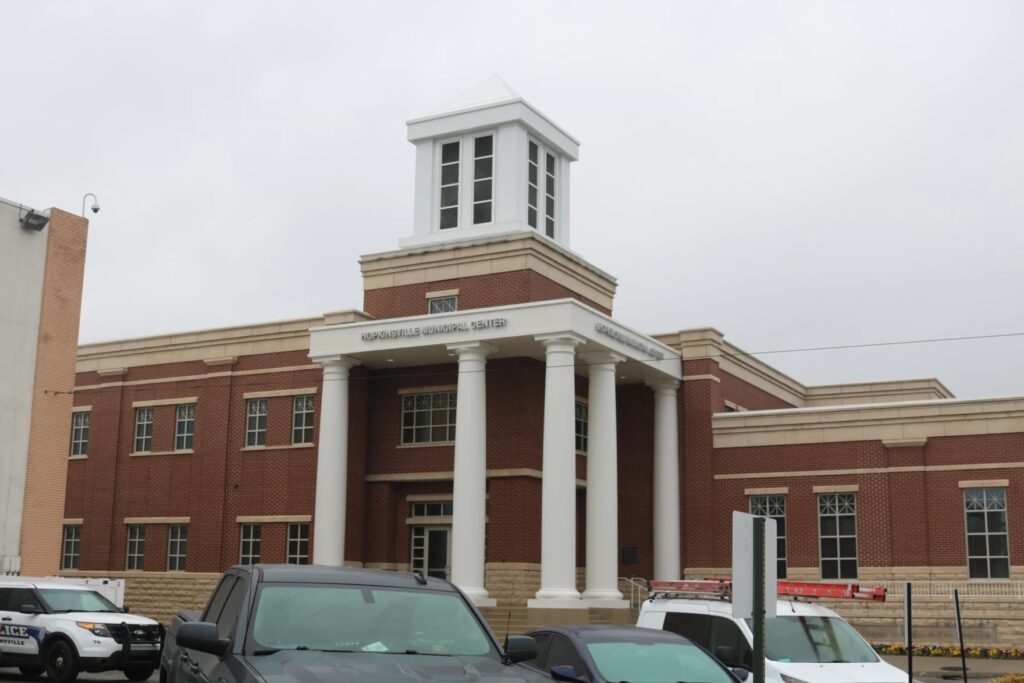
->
0 198 49 573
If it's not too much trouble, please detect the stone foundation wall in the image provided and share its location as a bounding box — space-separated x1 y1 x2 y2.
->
62 571 221 625
485 562 541 605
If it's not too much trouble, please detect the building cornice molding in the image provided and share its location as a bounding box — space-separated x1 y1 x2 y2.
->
714 396 1024 448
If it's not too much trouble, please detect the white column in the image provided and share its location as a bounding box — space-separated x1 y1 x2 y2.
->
581 352 627 606
312 355 359 566
447 341 496 606
650 380 681 580
530 333 586 607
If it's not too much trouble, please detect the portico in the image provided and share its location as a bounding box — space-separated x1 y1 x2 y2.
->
309 298 682 606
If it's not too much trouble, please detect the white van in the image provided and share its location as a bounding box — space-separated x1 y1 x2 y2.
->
637 596 911 683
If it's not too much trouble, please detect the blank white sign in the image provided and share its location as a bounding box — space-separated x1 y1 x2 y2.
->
732 511 777 619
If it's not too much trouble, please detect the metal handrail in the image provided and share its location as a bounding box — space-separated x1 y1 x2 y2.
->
871 580 1024 599
619 576 649 608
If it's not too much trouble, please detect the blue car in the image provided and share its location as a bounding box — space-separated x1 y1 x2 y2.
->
523 625 745 682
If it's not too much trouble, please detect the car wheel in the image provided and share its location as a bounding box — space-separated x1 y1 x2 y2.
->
44 640 80 683
124 666 155 681
18 665 45 679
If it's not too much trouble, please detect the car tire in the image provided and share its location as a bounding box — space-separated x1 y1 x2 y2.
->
44 640 80 683
18 666 45 679
124 666 155 681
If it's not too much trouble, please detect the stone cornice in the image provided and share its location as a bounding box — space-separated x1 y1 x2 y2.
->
77 311 371 374
714 396 1024 447
359 232 617 310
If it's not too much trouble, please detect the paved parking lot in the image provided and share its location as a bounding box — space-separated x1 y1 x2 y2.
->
882 655 1021 682
0 671 157 683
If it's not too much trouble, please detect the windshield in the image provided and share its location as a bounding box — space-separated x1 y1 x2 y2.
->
585 640 736 683
250 584 493 656
749 616 878 664
38 589 121 613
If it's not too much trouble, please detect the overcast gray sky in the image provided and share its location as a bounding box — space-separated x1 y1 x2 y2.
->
2 1 1022 398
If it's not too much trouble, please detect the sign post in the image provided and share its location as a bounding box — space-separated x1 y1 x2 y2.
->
953 588 968 683
733 511 776 683
904 581 913 683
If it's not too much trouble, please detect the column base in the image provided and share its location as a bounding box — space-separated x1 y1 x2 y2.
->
528 588 583 609
461 587 496 607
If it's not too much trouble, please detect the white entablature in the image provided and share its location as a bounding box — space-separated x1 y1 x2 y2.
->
403 77 579 251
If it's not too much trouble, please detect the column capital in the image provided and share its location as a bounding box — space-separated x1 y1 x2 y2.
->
580 350 626 367
447 341 497 359
647 378 680 395
311 354 360 371
535 332 588 350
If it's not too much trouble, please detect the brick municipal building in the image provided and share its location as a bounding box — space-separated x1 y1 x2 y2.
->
47 80 1023 642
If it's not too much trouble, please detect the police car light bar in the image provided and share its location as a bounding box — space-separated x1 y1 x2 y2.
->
648 579 886 602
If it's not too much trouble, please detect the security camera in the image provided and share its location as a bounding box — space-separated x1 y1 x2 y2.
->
91 202 100 214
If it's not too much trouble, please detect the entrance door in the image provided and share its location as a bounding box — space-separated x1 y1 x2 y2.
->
412 526 451 580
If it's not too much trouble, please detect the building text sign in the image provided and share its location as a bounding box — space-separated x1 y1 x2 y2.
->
361 317 508 341
594 323 665 360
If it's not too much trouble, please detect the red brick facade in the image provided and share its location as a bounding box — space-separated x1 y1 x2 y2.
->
63 256 1024 592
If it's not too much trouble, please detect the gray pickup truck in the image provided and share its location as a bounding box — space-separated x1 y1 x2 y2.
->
159 564 547 683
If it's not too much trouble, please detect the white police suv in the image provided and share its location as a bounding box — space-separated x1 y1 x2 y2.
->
0 580 162 683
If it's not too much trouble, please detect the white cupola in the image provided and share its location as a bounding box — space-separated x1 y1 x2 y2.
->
402 77 579 250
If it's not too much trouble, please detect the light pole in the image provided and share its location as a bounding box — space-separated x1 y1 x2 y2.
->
81 193 100 217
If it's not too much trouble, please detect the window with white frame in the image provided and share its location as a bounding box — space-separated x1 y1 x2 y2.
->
175 404 195 451
818 493 857 579
544 152 556 238
527 140 558 238
246 399 267 447
439 141 460 229
134 408 153 453
168 524 188 571
240 524 261 564
412 501 453 517
62 524 81 570
291 395 315 445
472 135 493 224
126 524 145 570
575 401 588 453
70 412 90 456
427 295 458 314
287 523 310 564
750 495 787 578
401 391 457 444
965 487 1010 579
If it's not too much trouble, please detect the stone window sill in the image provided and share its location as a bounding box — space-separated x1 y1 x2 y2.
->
69 455 88 461
129 449 194 457
241 443 315 452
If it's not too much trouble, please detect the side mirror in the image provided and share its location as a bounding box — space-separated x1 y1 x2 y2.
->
122 605 131 613
176 622 230 657
19 604 42 615
550 665 583 682
715 644 737 665
730 667 750 681
504 635 537 663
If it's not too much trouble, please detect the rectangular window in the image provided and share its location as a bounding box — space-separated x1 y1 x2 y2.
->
240 524 261 564
175 404 195 451
291 395 315 445
134 408 153 453
246 399 267 447
61 524 81 570
544 152 556 238
286 523 310 565
818 493 857 579
439 141 460 229
401 391 457 444
412 501 453 517
70 411 90 456
575 401 588 453
965 487 1010 579
427 295 458 314
126 524 145 570
472 135 493 224
750 495 787 579
527 140 539 229
168 524 188 571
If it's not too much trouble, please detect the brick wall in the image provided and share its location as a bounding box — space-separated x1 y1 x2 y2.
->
20 209 88 574
363 271 611 319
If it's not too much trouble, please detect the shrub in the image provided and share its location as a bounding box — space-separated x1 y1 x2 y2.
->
990 675 1024 683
